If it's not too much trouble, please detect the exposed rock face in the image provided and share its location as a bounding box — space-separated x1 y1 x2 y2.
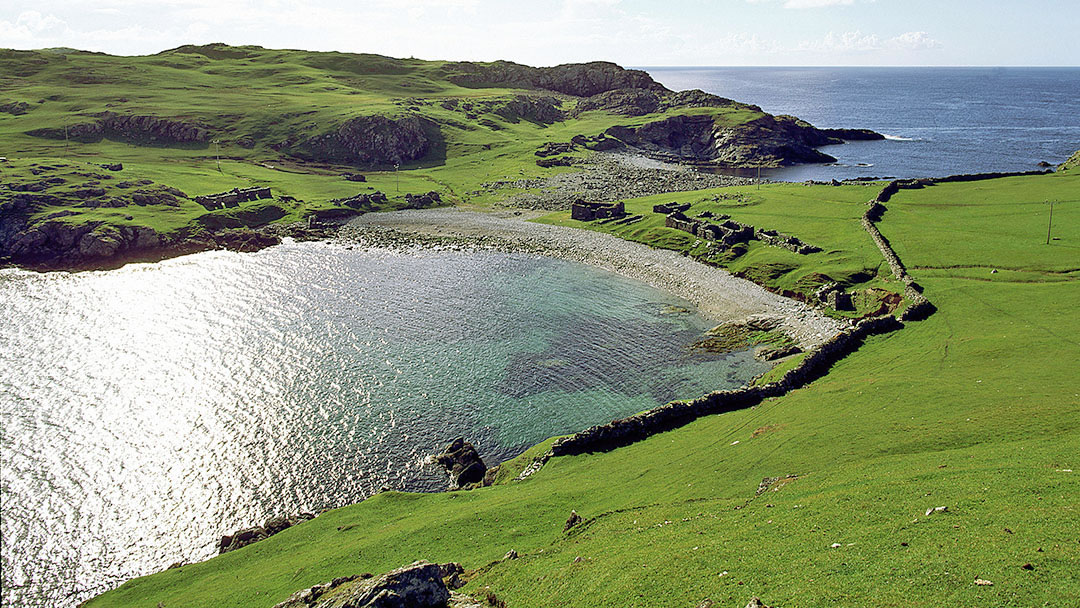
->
1 220 163 265
295 114 434 166
442 60 666 97
26 112 210 144
436 438 487 488
219 513 315 554
492 95 564 124
273 561 451 608
606 113 881 167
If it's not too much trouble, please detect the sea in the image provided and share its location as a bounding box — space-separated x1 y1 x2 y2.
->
644 66 1080 181
2 67 1079 608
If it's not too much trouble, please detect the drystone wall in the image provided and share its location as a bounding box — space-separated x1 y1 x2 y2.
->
532 178 949 460
550 315 901 456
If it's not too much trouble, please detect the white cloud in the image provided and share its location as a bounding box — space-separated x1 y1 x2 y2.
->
886 31 942 50
798 30 880 52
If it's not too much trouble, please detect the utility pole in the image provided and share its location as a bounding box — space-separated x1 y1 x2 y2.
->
394 163 400 191
1045 200 1054 245
757 163 761 190
213 139 222 173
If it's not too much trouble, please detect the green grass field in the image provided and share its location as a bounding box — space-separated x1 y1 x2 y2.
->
83 165 1080 608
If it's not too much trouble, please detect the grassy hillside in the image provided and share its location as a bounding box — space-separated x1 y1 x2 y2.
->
86 168 1080 608
0 43 773 252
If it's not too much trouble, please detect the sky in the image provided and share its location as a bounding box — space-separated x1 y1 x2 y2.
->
1 0 1078 66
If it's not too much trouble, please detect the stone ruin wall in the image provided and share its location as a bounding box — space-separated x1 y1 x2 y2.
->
662 211 819 254
195 187 272 210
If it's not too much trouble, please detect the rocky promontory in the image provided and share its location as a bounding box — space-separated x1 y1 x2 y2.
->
606 112 883 167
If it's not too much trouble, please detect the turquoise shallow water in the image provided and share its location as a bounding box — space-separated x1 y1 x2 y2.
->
0 241 768 607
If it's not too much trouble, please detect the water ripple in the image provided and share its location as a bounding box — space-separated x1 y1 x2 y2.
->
0 243 767 607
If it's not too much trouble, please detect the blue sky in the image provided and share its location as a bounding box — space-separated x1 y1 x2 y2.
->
1 0 1077 66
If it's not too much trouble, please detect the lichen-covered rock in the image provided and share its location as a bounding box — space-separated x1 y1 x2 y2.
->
273 561 450 608
492 95 564 124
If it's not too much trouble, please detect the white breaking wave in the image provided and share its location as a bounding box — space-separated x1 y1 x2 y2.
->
883 134 916 141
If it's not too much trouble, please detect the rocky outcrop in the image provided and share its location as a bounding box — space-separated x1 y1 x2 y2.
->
26 112 209 144
0 217 322 271
491 95 564 124
441 60 665 97
1060 149 1080 172
273 561 453 608
0 100 31 115
606 113 881 167
436 438 487 488
574 88 748 117
294 114 435 166
333 191 389 210
219 513 315 554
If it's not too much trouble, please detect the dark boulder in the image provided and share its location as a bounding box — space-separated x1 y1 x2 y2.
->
436 438 487 488
0 100 31 115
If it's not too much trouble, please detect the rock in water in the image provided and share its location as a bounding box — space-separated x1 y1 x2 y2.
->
273 561 450 608
218 513 315 554
436 438 487 488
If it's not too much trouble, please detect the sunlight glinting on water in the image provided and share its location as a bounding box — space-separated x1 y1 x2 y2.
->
1 242 768 607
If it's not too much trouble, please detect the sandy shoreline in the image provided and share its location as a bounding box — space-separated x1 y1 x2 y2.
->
344 208 848 349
